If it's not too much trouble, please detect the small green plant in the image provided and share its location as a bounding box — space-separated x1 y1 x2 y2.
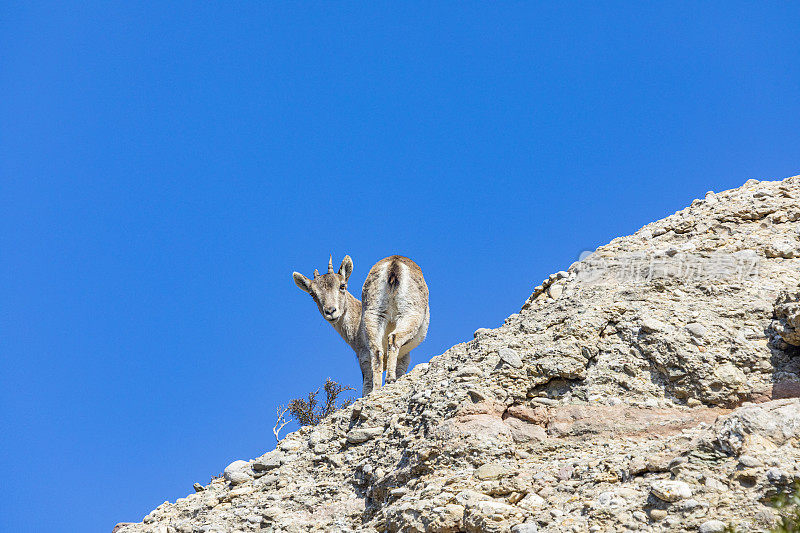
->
772 480 800 533
273 378 355 441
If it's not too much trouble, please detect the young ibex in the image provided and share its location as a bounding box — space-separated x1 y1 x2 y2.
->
292 255 429 396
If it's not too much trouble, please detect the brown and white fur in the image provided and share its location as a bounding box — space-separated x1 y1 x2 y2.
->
292 255 429 396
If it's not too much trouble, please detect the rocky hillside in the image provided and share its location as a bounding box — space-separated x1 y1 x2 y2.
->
117 176 800 533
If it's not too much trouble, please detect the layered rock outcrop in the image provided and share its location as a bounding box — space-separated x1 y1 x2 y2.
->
118 176 800 533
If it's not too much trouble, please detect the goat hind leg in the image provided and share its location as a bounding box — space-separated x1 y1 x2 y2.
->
385 318 421 383
396 351 411 377
357 349 373 397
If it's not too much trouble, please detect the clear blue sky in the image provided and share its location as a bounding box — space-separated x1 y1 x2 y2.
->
1 2 798 531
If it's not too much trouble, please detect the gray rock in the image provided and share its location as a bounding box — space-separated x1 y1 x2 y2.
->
474 462 510 480
738 455 762 468
766 240 798 258
455 365 482 377
253 453 283 472
224 471 250 485
345 427 383 444
548 283 564 300
699 520 727 533
685 322 708 338
713 363 745 388
499 348 523 368
279 439 302 452
716 399 800 454
223 460 252 485
511 523 539 533
650 480 692 502
640 316 667 334
474 328 492 338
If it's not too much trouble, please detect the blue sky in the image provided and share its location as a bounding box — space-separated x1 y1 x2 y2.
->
1 2 798 531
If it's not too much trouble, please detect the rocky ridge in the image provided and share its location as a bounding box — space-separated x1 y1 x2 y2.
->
118 176 800 533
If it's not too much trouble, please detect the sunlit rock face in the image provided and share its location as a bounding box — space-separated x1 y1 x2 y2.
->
117 176 800 533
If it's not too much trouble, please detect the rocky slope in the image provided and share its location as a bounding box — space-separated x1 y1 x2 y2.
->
117 176 800 533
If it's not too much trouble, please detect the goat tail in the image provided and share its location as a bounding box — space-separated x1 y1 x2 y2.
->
386 261 401 291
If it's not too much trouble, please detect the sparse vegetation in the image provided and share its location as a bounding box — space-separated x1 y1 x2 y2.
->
273 378 355 441
772 481 800 533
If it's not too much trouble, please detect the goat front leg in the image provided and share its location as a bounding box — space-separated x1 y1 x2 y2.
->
369 351 383 394
357 349 374 397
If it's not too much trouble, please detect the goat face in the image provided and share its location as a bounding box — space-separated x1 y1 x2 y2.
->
292 255 353 322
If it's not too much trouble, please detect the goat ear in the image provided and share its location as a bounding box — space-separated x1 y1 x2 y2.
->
339 255 354 281
292 272 312 293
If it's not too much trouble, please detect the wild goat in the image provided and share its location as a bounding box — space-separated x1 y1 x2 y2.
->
292 255 429 396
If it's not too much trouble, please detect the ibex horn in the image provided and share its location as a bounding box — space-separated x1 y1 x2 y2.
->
328 255 334 274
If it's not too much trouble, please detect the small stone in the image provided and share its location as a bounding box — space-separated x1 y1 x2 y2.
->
508 492 524 504
686 322 708 338
253 453 283 472
650 480 692 502
455 365 482 377
474 328 492 338
738 455 762 468
596 491 625 508
474 462 510 480
279 439 302 452
511 523 539 533
454 489 491 507
548 283 564 300
557 465 574 481
192 483 204 492
516 492 545 511
714 363 745 388
703 477 727 491
640 316 667 334
467 389 488 402
765 240 797 258
679 498 702 511
499 348 523 369
225 471 251 485
346 427 383 444
649 509 667 521
308 430 330 448
699 519 727 533
530 397 559 406
687 398 702 407
223 460 252 485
